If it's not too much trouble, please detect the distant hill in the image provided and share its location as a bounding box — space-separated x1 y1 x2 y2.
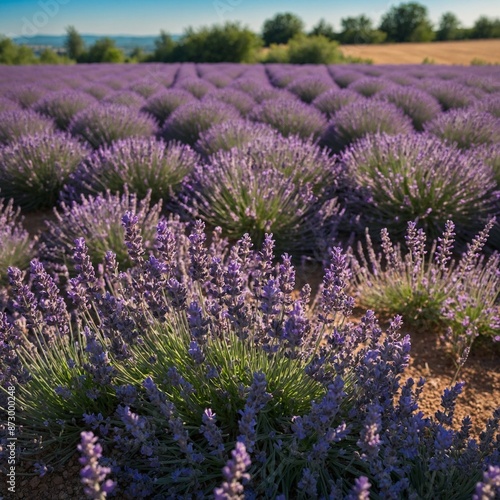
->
12 34 181 54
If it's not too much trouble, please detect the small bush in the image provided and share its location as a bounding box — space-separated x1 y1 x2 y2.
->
64 137 198 206
348 77 394 98
341 133 497 242
419 80 477 111
424 109 500 150
128 80 161 99
39 189 162 272
0 110 55 145
7 84 46 109
321 100 413 153
69 104 157 149
202 88 256 116
312 88 365 119
0 133 89 211
103 91 147 110
286 76 335 104
250 98 327 141
0 97 19 113
0 198 35 285
34 90 97 130
141 89 195 126
177 78 216 98
160 100 240 146
288 35 344 64
473 93 500 119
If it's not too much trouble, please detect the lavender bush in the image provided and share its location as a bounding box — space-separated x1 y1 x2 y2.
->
321 100 413 153
424 109 500 150
418 80 477 111
312 88 364 119
0 97 20 113
341 133 497 243
1 223 498 498
352 219 500 370
177 77 216 98
7 84 46 109
0 133 89 211
103 91 147 110
250 98 327 141
69 104 157 149
39 189 162 272
0 198 35 285
348 77 395 98
141 89 195 126
160 100 240 146
34 90 97 130
286 76 335 104
202 88 256 116
0 110 55 145
473 94 500 119
64 137 198 206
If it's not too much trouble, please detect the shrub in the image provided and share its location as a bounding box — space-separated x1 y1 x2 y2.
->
286 76 335 104
0 110 55 145
288 35 343 64
473 93 500 119
341 133 498 243
202 88 256 116
103 91 147 110
181 136 341 255
352 219 500 367
1 224 499 498
329 69 364 88
0 133 89 211
34 90 97 130
69 104 157 149
419 80 477 111
83 84 111 100
195 119 277 157
0 198 35 285
348 77 395 98
160 100 240 146
64 137 198 207
321 100 413 153
177 78 215 98
250 98 327 141
312 88 364 119
39 189 162 272
473 143 500 187
376 86 441 131
0 97 19 113
128 80 160 99
7 84 46 109
424 109 500 150
141 89 195 126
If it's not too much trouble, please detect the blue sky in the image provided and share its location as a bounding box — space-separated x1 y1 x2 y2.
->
1 0 499 37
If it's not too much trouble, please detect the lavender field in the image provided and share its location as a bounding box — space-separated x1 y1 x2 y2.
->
0 62 499 499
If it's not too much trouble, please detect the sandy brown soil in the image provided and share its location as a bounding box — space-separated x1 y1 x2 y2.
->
340 39 500 65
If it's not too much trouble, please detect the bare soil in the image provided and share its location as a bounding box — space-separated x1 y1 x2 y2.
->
339 39 500 65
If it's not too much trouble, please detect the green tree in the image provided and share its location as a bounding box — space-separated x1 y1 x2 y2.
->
309 19 336 40
151 30 176 62
174 22 262 63
84 37 125 63
39 48 73 64
379 2 435 42
436 12 462 41
0 36 37 64
471 16 500 39
64 26 85 61
262 12 304 46
288 34 342 64
339 15 386 44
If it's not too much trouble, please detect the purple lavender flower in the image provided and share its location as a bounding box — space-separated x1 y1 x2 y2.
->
321 100 413 153
177 77 216 98
7 84 46 109
213 441 251 500
202 88 256 116
250 98 327 140
286 76 335 104
69 103 157 149
312 88 365 119
473 93 500 119
103 90 147 110
0 97 20 113
78 431 115 499
418 79 478 111
0 109 55 144
141 89 195 126
473 465 500 500
0 132 89 211
348 76 395 98
160 99 241 146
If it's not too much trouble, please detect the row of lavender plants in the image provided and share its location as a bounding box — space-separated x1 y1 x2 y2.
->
0 62 499 498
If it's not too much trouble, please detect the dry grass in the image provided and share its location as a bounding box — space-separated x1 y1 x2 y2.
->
339 39 500 65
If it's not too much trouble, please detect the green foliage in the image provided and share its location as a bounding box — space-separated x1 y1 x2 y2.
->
436 12 462 41
0 36 37 65
83 37 125 63
39 48 73 65
309 19 336 40
379 2 435 42
262 12 305 46
261 43 290 63
173 22 262 63
339 15 387 44
288 34 343 64
64 26 85 61
471 16 500 39
151 30 176 62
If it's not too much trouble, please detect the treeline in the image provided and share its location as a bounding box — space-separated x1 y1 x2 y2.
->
1 2 500 65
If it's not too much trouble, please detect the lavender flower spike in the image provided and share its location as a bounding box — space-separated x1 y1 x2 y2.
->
78 431 115 499
473 465 500 500
214 441 251 500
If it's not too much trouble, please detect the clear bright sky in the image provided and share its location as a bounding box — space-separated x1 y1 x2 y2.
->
0 0 499 38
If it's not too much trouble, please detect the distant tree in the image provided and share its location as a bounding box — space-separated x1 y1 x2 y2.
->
288 34 342 64
174 22 262 63
84 38 125 63
379 2 435 42
0 36 37 64
64 26 85 61
309 19 336 40
262 12 304 46
39 48 72 64
436 12 462 41
471 16 500 39
152 31 176 62
339 15 387 44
